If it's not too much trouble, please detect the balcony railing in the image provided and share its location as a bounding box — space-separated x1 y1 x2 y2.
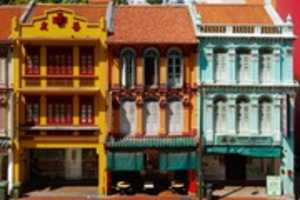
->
198 24 294 38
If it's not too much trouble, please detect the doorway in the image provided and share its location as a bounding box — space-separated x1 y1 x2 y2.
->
225 155 246 181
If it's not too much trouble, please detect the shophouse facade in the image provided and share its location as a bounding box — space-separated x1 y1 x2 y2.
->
106 5 199 194
11 4 108 196
0 6 25 193
194 1 297 197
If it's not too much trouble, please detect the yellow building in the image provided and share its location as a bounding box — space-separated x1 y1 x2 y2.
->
11 4 108 196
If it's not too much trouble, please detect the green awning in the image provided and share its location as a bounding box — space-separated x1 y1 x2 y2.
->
107 152 144 171
206 146 282 158
160 152 198 171
106 137 198 149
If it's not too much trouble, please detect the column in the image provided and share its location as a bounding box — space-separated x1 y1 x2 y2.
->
111 56 120 88
228 47 236 84
251 47 259 84
204 47 214 84
281 93 295 197
184 56 190 86
40 46 47 88
136 57 144 87
183 96 191 135
205 97 214 144
250 95 259 135
136 96 144 136
97 145 107 195
159 97 167 136
40 96 47 125
73 46 80 88
227 95 236 135
73 95 79 125
273 95 281 142
273 47 281 84
283 47 293 84
160 56 167 87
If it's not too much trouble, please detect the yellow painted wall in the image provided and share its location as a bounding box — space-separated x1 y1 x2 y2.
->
11 8 108 195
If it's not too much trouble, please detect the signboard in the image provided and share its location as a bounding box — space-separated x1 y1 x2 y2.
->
216 136 274 146
266 176 281 196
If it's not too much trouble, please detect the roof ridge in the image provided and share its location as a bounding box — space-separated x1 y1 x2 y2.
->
36 3 107 7
196 3 264 7
0 5 26 8
117 5 188 8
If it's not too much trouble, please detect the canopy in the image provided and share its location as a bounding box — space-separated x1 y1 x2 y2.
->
160 152 198 171
107 152 144 171
206 146 282 158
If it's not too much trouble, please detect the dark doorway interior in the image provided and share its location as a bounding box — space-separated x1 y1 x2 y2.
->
225 155 246 181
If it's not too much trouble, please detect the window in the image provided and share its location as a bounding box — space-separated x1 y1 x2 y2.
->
236 97 250 134
121 49 135 88
167 50 183 88
214 97 227 133
259 49 273 83
80 97 94 125
0 49 7 84
120 100 136 135
80 47 94 75
25 97 40 125
214 49 227 83
144 49 159 87
144 100 159 136
237 49 251 83
47 97 72 125
167 99 183 135
259 97 272 133
25 47 40 75
47 47 73 75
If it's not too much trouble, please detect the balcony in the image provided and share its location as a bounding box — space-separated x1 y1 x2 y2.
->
197 24 294 38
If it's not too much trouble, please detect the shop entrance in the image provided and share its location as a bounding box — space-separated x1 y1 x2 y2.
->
225 155 246 181
26 148 98 185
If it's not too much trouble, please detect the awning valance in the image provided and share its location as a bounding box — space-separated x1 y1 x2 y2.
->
160 152 198 171
206 146 282 158
107 152 144 171
106 137 198 149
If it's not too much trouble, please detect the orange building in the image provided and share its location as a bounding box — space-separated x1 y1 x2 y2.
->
106 5 199 194
11 4 108 196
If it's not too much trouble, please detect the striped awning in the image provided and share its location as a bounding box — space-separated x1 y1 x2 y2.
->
106 137 198 149
0 137 11 150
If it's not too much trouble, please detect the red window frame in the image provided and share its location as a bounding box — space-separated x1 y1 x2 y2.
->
25 47 40 75
47 47 73 75
47 97 73 125
25 97 40 125
80 47 95 75
80 97 94 125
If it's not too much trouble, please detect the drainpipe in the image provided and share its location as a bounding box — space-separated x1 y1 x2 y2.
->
20 0 36 23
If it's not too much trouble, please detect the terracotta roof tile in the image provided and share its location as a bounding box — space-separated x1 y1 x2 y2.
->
108 6 197 44
196 4 274 25
0 6 25 43
27 4 107 23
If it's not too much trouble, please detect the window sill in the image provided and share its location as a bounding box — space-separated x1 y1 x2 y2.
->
21 125 99 131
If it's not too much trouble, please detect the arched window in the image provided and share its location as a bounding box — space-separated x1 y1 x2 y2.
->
259 97 273 133
120 100 136 136
144 49 159 87
167 99 183 135
121 49 135 88
214 48 227 83
236 97 250 134
237 48 251 83
144 99 160 136
167 49 183 88
259 48 273 84
214 97 227 133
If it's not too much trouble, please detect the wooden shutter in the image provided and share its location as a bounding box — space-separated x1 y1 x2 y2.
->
215 53 226 82
120 101 136 135
144 101 159 136
0 106 5 132
168 101 182 135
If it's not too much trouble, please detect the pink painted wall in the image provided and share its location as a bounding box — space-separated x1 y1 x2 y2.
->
276 0 300 80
